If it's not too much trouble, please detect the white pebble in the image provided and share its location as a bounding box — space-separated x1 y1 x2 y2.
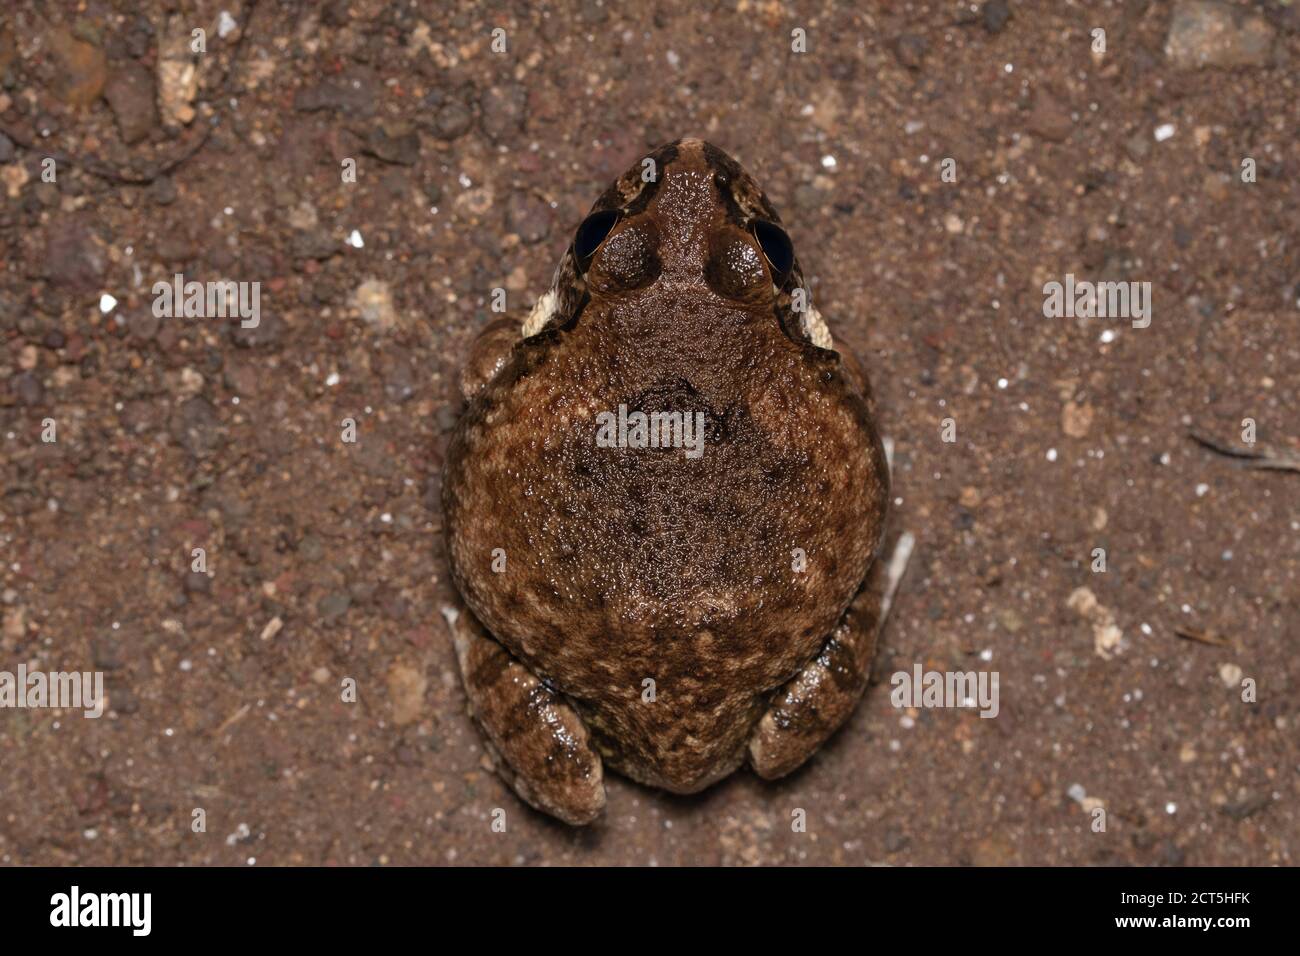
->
1219 663 1243 688
1154 123 1176 142
99 293 117 313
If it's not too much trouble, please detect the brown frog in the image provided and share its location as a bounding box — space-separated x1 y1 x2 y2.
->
441 139 911 825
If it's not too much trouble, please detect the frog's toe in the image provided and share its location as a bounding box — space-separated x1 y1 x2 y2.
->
442 601 606 826
748 531 914 780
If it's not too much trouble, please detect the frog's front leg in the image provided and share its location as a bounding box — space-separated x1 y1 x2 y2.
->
458 277 573 401
441 599 606 826
457 317 519 401
748 531 915 780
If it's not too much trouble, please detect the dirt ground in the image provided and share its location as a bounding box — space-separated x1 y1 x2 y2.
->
0 0 1296 866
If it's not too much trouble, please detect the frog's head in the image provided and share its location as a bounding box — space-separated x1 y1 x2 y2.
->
522 139 832 349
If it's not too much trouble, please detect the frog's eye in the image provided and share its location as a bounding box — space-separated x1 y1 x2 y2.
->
703 234 767 303
587 219 661 294
751 220 794 284
573 209 620 270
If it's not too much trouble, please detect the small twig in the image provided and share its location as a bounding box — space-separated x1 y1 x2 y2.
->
0 122 213 185
1188 429 1300 473
212 702 251 737
1173 625 1232 648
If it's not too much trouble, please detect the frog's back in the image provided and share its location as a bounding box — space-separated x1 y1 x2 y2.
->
443 287 887 791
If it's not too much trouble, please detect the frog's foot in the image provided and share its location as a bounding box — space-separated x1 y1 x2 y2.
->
458 317 519 402
748 530 915 780
440 600 606 826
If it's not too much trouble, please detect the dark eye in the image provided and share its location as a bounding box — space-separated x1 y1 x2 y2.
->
751 220 794 282
574 209 620 269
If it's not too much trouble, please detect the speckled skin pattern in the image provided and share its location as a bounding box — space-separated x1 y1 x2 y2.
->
442 140 890 824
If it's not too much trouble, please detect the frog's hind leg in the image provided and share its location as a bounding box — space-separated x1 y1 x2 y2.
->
748 530 915 780
440 599 606 826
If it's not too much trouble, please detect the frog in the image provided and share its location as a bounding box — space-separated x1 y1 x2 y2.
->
440 138 913 826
